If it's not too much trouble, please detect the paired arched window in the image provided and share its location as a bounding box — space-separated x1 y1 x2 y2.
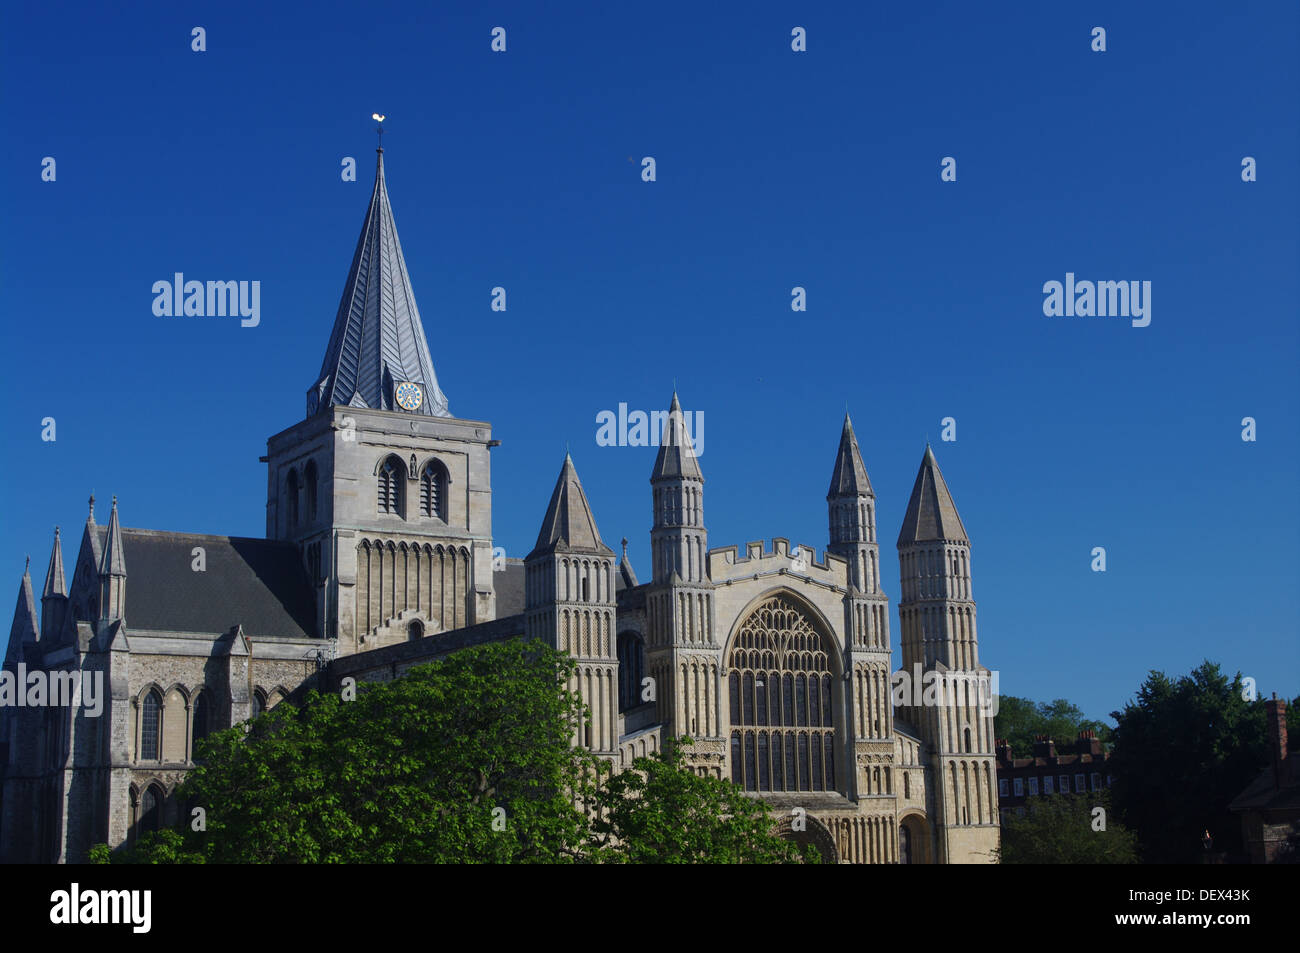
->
378 456 405 516
286 469 299 529
728 595 837 794
304 460 318 522
140 690 162 761
420 460 447 519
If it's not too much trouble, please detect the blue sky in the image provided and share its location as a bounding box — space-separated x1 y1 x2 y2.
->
2 1 1297 724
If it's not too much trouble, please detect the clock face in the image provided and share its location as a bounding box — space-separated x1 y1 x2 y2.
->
394 381 423 411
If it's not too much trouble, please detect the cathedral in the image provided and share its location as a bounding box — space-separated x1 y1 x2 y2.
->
1 147 999 864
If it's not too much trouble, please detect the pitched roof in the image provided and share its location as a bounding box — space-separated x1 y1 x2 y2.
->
94 528 317 638
529 455 613 557
827 413 873 498
42 527 66 599
311 149 451 419
650 392 703 482
6 563 39 664
897 445 969 544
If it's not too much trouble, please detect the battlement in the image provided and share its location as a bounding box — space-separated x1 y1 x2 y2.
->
708 537 848 587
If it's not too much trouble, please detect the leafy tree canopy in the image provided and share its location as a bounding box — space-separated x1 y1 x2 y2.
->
995 790 1137 864
993 695 1112 758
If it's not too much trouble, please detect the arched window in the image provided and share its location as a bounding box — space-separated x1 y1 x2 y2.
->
192 691 210 749
378 456 405 516
419 460 447 519
139 784 163 835
964 726 972 752
408 619 424 642
140 690 162 761
304 460 318 523
727 594 837 793
251 690 266 719
617 632 646 712
286 469 299 530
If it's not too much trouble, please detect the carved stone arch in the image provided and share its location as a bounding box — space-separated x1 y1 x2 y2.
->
722 587 843 670
774 811 838 863
267 687 289 709
898 810 932 864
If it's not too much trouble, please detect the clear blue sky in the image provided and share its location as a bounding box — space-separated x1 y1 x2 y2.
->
3 1 1296 725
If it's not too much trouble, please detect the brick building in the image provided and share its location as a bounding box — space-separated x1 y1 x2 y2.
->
995 731 1111 818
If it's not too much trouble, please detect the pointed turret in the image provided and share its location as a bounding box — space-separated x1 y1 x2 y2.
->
897 445 968 544
310 148 451 419
40 527 68 641
98 496 126 622
529 455 613 557
827 413 873 498
5 560 39 666
650 392 703 482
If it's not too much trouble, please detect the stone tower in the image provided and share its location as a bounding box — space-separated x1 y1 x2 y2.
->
645 393 721 775
263 148 497 655
896 445 999 862
524 455 618 761
826 415 894 798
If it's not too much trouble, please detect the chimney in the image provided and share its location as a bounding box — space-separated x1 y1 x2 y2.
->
1077 729 1102 757
1266 694 1288 790
995 739 1012 765
1032 735 1057 760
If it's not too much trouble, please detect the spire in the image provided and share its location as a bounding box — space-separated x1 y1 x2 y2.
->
827 412 873 498
6 562 39 664
651 392 703 482
42 527 66 600
311 147 451 419
898 445 968 545
530 455 613 557
100 496 126 577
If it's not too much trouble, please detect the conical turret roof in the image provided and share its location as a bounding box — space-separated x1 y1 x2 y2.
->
650 392 703 482
827 413 873 498
311 149 451 418
5 561 39 664
530 455 614 557
42 527 66 599
897 445 969 544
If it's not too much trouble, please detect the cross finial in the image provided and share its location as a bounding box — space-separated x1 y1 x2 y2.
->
372 112 386 152
88 492 95 521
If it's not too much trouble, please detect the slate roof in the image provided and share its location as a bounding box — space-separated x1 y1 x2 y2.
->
1230 756 1300 813
827 413 873 498
529 455 614 558
494 559 526 617
5 566 39 664
897 445 969 544
41 527 66 599
98 528 317 639
311 149 451 419
650 392 703 482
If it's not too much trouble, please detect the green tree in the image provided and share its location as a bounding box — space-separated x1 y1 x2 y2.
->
995 790 1137 864
91 641 813 864
587 739 816 864
1108 661 1271 864
994 695 1112 758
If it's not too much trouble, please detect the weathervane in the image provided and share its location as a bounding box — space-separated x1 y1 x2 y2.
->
372 112 386 151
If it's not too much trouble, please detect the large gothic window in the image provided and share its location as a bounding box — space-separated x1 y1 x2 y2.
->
728 594 837 793
378 456 404 516
420 460 447 519
140 690 162 761
617 632 646 711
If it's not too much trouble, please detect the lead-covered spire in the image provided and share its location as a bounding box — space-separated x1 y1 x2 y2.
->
310 148 451 418
898 445 968 544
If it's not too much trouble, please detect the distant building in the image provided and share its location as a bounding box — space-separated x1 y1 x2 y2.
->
995 731 1111 818
1229 695 1299 863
